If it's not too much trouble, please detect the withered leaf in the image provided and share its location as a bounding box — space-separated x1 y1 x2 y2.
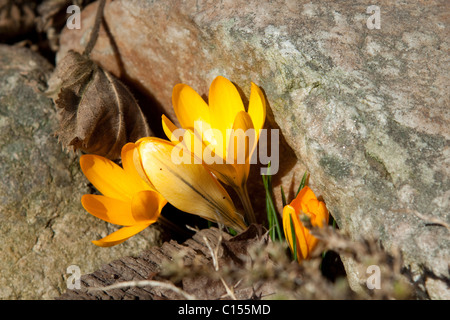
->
46 50 152 160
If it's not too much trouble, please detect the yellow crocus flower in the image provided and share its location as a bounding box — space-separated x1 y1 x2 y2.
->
162 76 266 224
132 137 247 232
80 144 167 247
283 186 329 261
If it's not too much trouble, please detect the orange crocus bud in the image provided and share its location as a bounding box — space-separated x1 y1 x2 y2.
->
282 186 329 261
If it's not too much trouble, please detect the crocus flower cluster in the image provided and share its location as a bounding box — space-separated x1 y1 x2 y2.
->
162 76 266 223
80 76 262 246
80 75 329 265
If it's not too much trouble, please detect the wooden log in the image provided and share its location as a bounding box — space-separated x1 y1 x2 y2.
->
57 226 269 300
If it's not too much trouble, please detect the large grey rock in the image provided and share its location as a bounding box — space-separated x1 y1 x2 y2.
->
0 45 161 299
58 0 449 298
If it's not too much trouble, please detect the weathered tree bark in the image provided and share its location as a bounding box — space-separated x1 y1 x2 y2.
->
58 227 272 300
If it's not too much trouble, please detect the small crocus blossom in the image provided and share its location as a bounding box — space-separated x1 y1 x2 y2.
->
282 186 329 261
162 76 266 223
80 144 167 247
133 137 247 232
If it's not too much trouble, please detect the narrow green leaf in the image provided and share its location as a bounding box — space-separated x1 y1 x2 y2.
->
280 186 287 207
228 227 237 236
262 161 284 242
266 192 274 240
296 171 308 196
289 213 297 261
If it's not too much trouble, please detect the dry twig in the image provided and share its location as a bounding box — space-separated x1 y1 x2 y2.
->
88 280 197 300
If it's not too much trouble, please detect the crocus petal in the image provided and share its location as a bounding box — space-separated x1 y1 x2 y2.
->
193 119 218 150
184 126 208 163
305 231 319 254
80 154 140 202
121 143 156 192
313 201 329 228
137 137 246 232
247 82 266 138
162 114 184 144
176 122 238 187
201 111 255 188
283 205 311 260
227 111 255 186
292 214 310 260
131 190 165 222
91 223 151 247
172 83 210 130
200 120 226 161
165 127 206 165
209 76 245 145
291 186 317 214
282 205 296 253
132 140 157 188
228 111 255 163
204 161 239 187
81 194 137 226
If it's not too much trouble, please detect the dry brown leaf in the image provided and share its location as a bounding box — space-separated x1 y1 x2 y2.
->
46 50 152 159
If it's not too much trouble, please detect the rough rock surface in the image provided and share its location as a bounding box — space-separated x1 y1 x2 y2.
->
0 44 161 299
58 0 449 298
